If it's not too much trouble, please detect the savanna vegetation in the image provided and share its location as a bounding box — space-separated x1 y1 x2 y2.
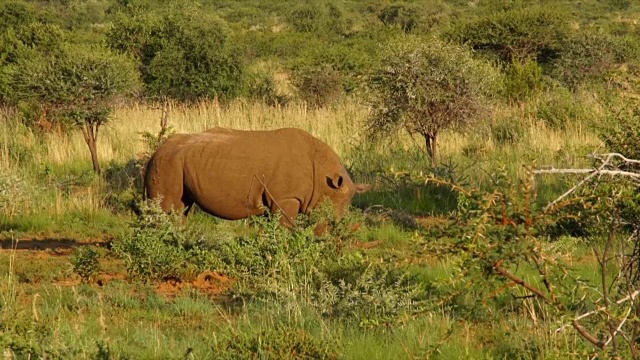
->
2 0 640 358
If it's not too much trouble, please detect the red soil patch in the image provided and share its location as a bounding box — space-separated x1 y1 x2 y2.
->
156 271 234 298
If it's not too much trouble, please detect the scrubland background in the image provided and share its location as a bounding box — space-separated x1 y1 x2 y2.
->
2 0 640 358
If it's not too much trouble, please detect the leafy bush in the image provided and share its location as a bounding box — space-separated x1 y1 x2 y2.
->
8 43 141 173
107 6 243 102
292 65 343 108
111 200 217 281
503 58 544 102
70 245 102 283
314 264 424 327
490 115 525 145
377 3 418 33
0 173 33 217
535 86 588 130
244 70 289 106
598 101 640 161
0 1 36 31
220 325 339 360
551 31 622 89
447 6 569 65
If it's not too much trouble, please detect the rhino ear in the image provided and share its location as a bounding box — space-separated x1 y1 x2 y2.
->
327 174 344 189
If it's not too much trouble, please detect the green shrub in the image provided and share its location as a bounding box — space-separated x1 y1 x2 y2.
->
0 173 34 217
447 6 569 65
220 325 339 360
313 264 424 327
377 3 418 33
551 30 620 89
368 35 500 164
535 86 590 130
490 115 525 145
244 70 289 106
107 6 243 102
70 245 102 283
292 65 343 108
111 200 217 281
287 3 323 33
503 58 544 102
598 101 640 161
0 1 36 31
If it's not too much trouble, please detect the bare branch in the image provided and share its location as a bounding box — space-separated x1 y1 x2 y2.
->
492 262 551 304
589 153 640 166
603 306 633 348
555 290 640 333
535 153 640 212
534 169 640 178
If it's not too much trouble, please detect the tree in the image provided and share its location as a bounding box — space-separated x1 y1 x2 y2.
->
107 5 243 131
9 44 140 174
367 36 499 164
447 6 569 66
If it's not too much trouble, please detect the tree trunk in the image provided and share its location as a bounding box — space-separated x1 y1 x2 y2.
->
160 99 171 131
425 132 438 165
81 124 101 174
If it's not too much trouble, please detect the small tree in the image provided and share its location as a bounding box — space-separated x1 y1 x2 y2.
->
368 36 499 164
10 44 140 174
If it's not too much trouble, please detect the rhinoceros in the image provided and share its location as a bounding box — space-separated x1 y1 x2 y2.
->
143 127 368 227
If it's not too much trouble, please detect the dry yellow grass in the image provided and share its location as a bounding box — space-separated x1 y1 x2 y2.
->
2 98 602 170
0 98 604 217
42 100 368 166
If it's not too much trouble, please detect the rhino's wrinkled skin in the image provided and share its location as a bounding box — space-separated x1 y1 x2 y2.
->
144 127 368 226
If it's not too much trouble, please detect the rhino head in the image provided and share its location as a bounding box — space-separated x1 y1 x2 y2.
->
318 171 370 225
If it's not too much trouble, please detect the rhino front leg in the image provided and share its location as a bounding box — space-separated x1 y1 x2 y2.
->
271 198 301 228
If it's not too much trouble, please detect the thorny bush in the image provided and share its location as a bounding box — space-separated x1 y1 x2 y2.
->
410 163 640 358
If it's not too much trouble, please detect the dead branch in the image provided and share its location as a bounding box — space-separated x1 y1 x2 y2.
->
555 290 640 333
588 153 640 166
534 169 640 178
535 153 640 212
573 320 604 348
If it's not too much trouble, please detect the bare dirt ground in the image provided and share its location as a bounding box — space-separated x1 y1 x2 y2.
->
0 238 234 298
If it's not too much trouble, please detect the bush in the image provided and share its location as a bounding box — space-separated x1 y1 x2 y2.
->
107 6 243 102
377 3 418 33
551 31 621 89
313 264 424 327
220 325 339 360
503 58 544 102
70 246 102 283
368 35 500 164
292 65 343 108
598 101 640 161
490 115 525 145
535 87 588 130
0 1 36 31
447 6 569 65
111 200 217 281
0 173 34 217
244 70 289 106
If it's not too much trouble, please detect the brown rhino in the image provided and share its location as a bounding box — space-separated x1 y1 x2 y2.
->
143 127 368 227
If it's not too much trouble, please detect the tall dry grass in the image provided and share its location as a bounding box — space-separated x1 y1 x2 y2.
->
0 97 603 219
2 98 602 170
44 100 368 166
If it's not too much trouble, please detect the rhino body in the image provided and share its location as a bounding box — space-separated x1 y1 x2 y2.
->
144 127 366 226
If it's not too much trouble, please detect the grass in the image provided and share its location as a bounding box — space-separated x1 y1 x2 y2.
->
0 93 614 358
